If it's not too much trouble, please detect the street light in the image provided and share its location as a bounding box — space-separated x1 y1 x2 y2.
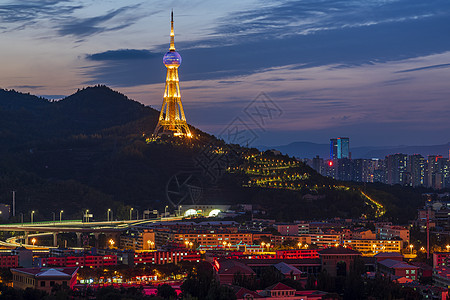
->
109 239 115 248
297 242 302 249
409 244 414 254
130 208 134 220
60 210 63 223
178 205 182 216
85 209 89 223
185 241 189 248
147 240 155 250
31 238 36 246
165 206 168 218
52 212 55 225
31 211 35 224
446 245 450 252
107 209 111 222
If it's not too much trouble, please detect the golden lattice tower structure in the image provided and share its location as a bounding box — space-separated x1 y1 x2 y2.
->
153 12 192 138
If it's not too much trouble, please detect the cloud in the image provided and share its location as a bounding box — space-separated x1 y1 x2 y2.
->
10 85 45 89
57 5 142 38
395 63 450 73
82 0 450 87
0 1 83 30
86 49 158 61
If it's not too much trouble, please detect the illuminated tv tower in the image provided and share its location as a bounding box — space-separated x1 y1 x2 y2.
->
153 11 192 138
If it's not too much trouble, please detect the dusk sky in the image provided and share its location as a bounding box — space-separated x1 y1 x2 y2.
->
0 0 449 147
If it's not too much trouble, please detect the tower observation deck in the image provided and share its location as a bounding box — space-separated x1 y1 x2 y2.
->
153 12 192 138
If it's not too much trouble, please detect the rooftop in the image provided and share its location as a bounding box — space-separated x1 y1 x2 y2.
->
11 267 78 278
273 262 302 275
319 247 361 256
265 282 295 291
378 259 418 269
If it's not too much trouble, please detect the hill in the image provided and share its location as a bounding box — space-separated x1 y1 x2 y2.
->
0 86 425 224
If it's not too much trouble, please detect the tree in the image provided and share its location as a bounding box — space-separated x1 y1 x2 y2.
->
181 262 214 299
158 284 177 300
205 282 237 300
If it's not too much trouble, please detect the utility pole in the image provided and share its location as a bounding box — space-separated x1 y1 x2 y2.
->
12 191 15 217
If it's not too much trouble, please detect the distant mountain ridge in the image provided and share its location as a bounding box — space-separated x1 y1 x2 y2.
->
260 141 450 159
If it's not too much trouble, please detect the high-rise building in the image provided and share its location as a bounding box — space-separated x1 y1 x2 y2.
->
352 159 375 182
330 139 338 159
312 155 323 174
337 137 350 159
337 158 353 181
385 154 408 185
407 154 425 187
427 155 443 189
153 12 192 138
330 137 350 159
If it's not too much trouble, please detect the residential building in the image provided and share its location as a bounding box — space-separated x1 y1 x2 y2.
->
259 282 300 299
273 262 303 280
318 247 361 277
343 239 402 255
11 267 78 292
0 253 18 268
433 266 450 288
385 154 408 185
377 225 410 245
275 224 299 236
433 252 450 268
304 234 341 248
133 250 201 265
377 259 419 281
40 254 117 268
174 230 253 247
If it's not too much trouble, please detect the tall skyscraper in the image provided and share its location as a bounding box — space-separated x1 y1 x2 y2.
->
407 154 425 187
337 137 350 159
385 154 408 185
153 12 192 138
330 138 338 160
427 155 445 189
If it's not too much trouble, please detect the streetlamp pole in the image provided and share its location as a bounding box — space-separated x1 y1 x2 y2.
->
165 206 168 218
136 209 139 220
130 208 133 220
52 212 55 226
107 209 111 222
85 209 89 223
60 210 63 223
31 211 35 224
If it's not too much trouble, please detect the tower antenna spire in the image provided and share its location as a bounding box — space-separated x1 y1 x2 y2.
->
170 10 175 51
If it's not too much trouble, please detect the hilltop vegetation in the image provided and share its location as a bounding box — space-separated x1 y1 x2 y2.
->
0 86 424 223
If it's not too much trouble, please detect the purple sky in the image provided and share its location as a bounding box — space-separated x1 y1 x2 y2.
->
0 0 449 147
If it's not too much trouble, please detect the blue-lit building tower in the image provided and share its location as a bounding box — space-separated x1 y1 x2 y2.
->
337 137 350 159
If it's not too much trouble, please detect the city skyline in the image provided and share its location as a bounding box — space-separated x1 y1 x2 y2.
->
0 0 449 147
